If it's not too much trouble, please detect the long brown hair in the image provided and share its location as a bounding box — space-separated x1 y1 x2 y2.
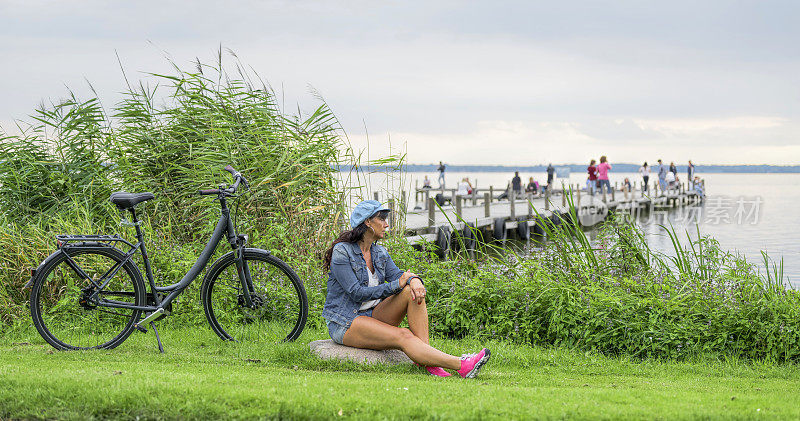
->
323 210 389 272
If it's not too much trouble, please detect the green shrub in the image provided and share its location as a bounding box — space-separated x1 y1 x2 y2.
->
0 95 115 220
0 50 357 331
385 213 800 362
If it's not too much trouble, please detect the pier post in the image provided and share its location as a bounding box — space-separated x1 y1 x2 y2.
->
424 190 430 210
427 198 435 228
527 192 533 217
455 195 462 217
577 184 581 208
611 183 616 202
545 185 550 211
472 182 478 205
561 182 566 207
401 190 407 213
510 193 516 218
489 186 494 203
415 180 419 203
602 184 607 203
484 192 491 217
641 182 645 197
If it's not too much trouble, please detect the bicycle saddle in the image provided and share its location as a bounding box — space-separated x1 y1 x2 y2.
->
109 192 155 210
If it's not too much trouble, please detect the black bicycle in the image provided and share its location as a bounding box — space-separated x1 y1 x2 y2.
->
26 165 308 351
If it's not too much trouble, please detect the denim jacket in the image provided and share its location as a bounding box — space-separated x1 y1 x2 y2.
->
322 241 404 327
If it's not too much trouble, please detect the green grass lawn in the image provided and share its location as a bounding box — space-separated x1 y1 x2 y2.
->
1 324 799 420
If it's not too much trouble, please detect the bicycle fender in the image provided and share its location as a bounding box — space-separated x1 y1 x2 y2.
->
204 247 271 274
23 248 68 289
208 245 271 269
23 243 131 289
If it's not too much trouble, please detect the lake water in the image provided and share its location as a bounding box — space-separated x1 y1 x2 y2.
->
351 170 800 287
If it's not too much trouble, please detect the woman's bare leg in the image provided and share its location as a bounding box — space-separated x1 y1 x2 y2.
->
342 316 461 370
372 285 428 343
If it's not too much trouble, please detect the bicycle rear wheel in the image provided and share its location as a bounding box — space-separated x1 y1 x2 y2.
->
201 249 308 343
30 245 146 350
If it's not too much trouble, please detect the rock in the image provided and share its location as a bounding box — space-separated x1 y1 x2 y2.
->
309 339 412 365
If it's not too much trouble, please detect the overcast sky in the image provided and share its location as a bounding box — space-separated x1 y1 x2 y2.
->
1 1 798 165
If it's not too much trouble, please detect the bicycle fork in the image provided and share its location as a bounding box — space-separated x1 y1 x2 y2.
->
233 236 256 307
223 204 256 307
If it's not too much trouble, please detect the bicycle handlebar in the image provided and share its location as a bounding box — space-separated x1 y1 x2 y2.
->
224 165 239 178
198 165 249 197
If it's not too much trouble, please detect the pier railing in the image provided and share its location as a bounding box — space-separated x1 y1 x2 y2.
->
371 179 705 252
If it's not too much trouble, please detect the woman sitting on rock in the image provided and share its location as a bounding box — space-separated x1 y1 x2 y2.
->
322 200 490 378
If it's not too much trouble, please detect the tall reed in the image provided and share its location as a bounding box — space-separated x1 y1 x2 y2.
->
0 50 386 328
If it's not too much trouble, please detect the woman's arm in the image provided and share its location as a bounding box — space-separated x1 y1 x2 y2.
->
330 247 401 302
386 252 426 304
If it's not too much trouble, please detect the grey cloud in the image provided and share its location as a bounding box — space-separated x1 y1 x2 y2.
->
1 1 798 164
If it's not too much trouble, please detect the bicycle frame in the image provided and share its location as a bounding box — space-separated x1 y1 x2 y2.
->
62 195 253 313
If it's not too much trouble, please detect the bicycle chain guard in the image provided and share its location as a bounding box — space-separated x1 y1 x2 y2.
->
146 293 173 319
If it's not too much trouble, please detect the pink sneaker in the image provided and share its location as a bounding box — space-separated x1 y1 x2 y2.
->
457 348 490 379
425 366 452 377
415 363 452 377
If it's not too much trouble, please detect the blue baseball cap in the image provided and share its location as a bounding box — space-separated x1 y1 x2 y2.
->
350 200 390 228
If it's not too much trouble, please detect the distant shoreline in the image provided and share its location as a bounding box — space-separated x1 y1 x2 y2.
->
341 164 800 174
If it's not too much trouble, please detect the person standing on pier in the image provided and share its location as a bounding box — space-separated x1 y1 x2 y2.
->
512 172 522 199
597 156 612 195
639 162 650 193
587 159 598 195
687 160 695 181
436 161 446 188
546 163 555 187
657 159 667 192
669 162 677 177
526 177 540 196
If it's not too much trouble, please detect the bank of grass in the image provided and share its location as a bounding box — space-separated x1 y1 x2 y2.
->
2 326 799 420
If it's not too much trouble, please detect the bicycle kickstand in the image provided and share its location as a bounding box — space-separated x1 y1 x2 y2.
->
150 322 165 353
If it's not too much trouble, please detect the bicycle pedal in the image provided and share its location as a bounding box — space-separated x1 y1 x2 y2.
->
134 324 147 333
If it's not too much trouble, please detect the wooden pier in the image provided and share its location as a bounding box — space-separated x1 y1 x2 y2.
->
382 180 705 255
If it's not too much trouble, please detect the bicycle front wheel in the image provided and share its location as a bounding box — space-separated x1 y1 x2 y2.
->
30 245 146 350
201 249 308 343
